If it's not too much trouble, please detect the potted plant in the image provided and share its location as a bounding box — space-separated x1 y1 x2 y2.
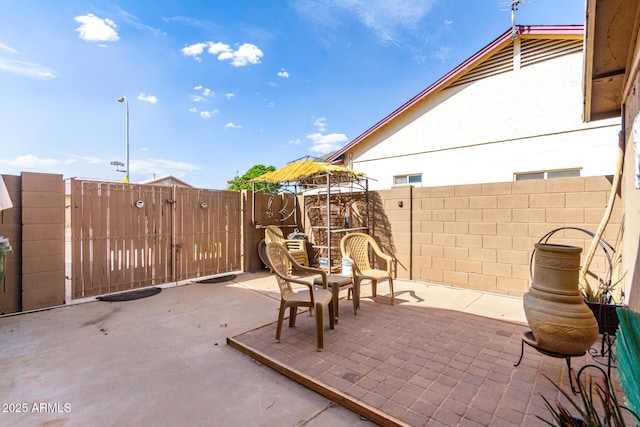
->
539 364 638 426
0 235 11 284
580 235 626 336
539 308 640 426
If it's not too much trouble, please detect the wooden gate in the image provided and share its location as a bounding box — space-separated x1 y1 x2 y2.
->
70 179 240 299
173 187 241 281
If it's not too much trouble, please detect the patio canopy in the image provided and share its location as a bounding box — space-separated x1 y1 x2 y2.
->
250 158 370 272
251 159 365 187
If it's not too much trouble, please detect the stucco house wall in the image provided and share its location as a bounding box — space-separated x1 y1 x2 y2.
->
335 27 620 190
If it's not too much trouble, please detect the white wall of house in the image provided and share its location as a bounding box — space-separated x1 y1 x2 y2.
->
350 50 620 190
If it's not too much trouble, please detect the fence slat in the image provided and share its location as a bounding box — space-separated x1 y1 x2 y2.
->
70 181 240 299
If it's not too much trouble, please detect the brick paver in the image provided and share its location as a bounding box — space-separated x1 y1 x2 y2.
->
229 295 628 426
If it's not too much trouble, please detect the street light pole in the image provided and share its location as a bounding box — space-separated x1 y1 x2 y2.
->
117 96 129 184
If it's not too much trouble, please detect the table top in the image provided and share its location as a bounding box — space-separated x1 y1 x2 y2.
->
313 274 352 285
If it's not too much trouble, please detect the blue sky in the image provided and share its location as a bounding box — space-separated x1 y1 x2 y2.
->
0 0 585 189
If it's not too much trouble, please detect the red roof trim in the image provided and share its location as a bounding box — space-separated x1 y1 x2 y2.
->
328 25 584 162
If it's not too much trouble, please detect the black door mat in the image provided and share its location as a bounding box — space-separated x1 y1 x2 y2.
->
196 274 237 284
97 287 162 302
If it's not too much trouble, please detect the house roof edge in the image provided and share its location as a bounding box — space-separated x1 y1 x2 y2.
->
328 24 585 162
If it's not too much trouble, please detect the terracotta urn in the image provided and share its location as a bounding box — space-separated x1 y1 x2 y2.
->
523 243 599 355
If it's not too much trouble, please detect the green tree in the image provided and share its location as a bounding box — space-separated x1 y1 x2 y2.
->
226 164 280 193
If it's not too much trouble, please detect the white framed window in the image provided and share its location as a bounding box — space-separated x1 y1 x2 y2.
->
514 168 581 181
393 173 422 186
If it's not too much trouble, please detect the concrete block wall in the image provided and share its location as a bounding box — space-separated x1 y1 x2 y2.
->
21 173 65 311
0 175 22 314
0 173 65 314
377 176 623 297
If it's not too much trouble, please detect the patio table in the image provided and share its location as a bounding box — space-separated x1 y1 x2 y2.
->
314 274 357 324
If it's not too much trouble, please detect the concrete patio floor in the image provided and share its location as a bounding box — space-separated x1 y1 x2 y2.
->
0 271 626 426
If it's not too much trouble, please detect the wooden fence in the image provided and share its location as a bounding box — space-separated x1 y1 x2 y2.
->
70 179 240 299
1 173 627 313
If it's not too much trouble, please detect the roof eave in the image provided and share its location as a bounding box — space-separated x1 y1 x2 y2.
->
582 0 639 122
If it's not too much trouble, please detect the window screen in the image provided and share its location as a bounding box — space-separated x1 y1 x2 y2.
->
515 169 580 181
394 174 422 185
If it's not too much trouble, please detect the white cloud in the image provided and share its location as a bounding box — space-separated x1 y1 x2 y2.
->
207 41 232 55
189 107 197 113
115 6 164 37
289 139 302 145
61 154 106 165
74 14 120 43
181 42 208 60
0 42 19 54
0 154 61 169
162 16 210 30
300 117 347 153
0 154 200 180
138 93 158 104
0 58 56 79
182 41 263 67
131 158 201 176
224 93 235 100
293 0 436 46
199 110 219 119
277 68 290 78
192 85 214 98
313 117 327 132
306 132 348 144
433 46 451 61
355 0 436 29
225 122 241 129
221 43 263 67
306 132 348 154
444 19 453 25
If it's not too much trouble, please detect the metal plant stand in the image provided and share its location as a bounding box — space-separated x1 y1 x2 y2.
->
589 332 616 378
514 331 585 394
